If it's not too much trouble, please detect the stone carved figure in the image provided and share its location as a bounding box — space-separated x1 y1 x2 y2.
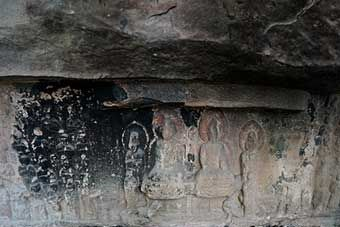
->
239 120 265 155
141 110 186 200
122 121 149 208
120 122 151 226
239 120 265 216
195 111 235 198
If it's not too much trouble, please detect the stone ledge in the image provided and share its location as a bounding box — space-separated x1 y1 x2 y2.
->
103 81 310 111
1 215 339 227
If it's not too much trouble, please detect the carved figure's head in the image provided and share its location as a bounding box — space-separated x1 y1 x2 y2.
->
244 130 257 152
207 118 219 142
153 110 184 141
199 110 226 143
122 122 149 151
128 130 140 149
162 117 177 140
239 120 265 153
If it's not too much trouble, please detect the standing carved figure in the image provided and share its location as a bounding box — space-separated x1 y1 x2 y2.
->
195 111 234 198
239 120 265 216
142 110 186 200
122 122 148 209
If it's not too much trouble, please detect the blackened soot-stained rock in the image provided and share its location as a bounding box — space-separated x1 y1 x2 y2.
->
12 81 155 201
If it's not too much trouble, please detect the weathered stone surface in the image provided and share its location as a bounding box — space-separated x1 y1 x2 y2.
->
0 81 339 227
103 81 310 110
1 0 340 91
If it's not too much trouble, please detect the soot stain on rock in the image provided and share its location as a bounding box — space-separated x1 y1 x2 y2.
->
12 80 154 201
180 107 201 128
307 102 316 122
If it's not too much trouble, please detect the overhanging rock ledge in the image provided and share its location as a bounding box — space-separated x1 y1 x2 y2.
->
1 0 340 91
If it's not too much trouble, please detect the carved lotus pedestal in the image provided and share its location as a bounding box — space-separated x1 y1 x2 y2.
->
142 170 186 200
195 169 235 198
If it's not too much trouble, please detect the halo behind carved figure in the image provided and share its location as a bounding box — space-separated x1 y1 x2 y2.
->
122 121 149 151
199 110 227 143
239 120 265 153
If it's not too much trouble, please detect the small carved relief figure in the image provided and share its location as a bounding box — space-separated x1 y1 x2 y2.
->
141 110 186 200
122 122 149 208
239 120 265 155
195 111 235 198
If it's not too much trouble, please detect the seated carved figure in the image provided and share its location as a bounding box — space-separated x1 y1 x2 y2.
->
141 111 186 200
195 111 235 198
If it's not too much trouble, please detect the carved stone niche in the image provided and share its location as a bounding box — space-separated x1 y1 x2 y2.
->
8 80 340 227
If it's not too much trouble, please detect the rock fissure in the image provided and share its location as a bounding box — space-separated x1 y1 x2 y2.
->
148 5 177 19
264 0 321 34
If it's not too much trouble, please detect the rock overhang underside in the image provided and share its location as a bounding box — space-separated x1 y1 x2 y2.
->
1 0 340 92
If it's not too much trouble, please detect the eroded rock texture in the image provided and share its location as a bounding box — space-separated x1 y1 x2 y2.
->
1 0 340 91
0 81 337 227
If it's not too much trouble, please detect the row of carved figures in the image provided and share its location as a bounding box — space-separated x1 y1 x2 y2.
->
121 109 265 209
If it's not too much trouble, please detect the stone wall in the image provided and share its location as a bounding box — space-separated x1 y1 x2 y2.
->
0 81 339 227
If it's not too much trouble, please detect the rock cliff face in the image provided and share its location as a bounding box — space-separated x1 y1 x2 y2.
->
1 0 340 91
1 1 340 227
